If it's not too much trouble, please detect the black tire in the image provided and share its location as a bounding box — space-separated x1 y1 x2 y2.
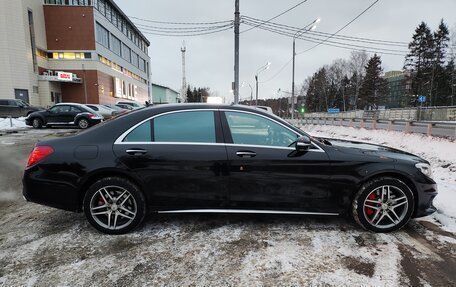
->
83 177 146 234
32 118 43 129
77 118 90 129
352 177 414 233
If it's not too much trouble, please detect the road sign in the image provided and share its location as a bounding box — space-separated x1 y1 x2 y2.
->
418 95 426 103
327 108 340 113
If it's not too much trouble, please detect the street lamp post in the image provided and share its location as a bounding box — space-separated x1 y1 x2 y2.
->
291 18 320 119
255 62 271 106
241 82 254 105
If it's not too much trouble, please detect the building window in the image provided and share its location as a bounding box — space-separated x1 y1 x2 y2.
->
131 51 138 68
121 43 131 62
96 22 110 48
51 52 86 59
139 57 145 72
111 34 121 56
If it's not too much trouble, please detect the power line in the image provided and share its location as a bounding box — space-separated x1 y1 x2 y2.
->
240 0 309 33
141 26 233 37
135 23 234 34
129 16 232 25
133 22 234 31
297 0 381 55
243 22 407 55
242 16 408 47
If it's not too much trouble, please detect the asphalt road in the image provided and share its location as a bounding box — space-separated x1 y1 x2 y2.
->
0 128 455 286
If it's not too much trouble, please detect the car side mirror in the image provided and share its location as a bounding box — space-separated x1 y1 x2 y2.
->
295 136 312 152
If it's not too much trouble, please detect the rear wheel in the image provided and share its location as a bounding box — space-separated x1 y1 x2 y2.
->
352 177 414 232
77 118 89 129
32 118 43 129
83 177 146 234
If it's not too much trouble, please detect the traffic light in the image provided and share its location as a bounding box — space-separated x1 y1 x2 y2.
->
300 106 305 113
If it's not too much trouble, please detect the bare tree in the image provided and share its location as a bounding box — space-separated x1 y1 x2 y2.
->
327 59 349 111
348 50 369 109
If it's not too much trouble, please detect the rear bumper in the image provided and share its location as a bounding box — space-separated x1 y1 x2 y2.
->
22 168 80 212
413 182 438 218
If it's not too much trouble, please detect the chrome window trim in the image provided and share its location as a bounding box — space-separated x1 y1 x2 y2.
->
114 108 325 153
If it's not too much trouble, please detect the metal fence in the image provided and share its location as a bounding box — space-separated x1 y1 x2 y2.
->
302 106 456 121
288 117 456 139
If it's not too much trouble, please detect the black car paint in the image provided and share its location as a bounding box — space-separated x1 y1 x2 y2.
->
25 104 102 128
23 104 437 218
0 99 42 117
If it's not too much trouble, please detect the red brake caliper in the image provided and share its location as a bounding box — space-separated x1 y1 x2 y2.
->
365 193 376 216
98 196 105 206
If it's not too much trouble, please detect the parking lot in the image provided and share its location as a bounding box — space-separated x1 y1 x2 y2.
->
0 128 455 286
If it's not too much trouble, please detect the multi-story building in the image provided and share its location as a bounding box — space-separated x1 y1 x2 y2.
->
384 70 411 108
0 0 151 107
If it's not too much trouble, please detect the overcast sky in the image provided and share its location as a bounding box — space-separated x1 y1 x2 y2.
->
116 0 456 103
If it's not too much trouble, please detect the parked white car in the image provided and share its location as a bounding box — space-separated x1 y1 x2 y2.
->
115 100 144 109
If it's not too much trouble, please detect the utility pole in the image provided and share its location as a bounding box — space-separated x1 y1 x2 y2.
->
82 63 88 104
291 39 296 119
181 41 187 103
234 0 240 104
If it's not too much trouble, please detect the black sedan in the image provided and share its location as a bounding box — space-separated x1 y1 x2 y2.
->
0 99 43 117
23 104 437 234
25 103 103 129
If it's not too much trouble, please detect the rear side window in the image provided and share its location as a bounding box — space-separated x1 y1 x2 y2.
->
124 120 151 142
154 111 215 143
0 100 8 106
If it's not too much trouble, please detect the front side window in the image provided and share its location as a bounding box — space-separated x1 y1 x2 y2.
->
50 105 70 113
225 112 298 147
154 111 216 143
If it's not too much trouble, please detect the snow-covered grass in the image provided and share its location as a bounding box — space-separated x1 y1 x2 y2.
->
0 117 28 130
301 124 456 232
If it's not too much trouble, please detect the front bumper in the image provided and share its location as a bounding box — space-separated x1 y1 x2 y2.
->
413 181 438 218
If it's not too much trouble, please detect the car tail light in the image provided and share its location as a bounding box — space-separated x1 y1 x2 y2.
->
88 113 95 118
27 146 54 167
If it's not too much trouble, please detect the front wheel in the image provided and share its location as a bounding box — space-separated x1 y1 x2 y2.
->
83 177 146 234
32 118 43 129
77 118 90 129
352 177 414 233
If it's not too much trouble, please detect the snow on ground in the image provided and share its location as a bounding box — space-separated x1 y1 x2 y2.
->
0 117 28 130
301 124 456 232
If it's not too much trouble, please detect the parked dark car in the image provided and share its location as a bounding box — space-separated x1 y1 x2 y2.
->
0 99 43 118
23 104 437 234
25 103 103 129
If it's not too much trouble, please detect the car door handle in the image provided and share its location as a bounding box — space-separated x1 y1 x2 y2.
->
125 149 147 155
236 151 256 158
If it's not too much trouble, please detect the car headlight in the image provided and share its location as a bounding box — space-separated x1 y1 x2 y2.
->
415 162 433 178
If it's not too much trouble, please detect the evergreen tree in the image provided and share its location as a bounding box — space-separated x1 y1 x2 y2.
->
404 22 434 99
430 20 450 106
359 54 389 109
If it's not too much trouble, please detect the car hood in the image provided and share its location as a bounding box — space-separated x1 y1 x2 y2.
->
316 137 427 164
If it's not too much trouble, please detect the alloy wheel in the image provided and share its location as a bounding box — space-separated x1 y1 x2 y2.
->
89 186 137 230
362 185 409 230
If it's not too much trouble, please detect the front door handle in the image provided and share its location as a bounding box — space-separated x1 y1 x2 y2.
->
126 148 147 155
236 151 256 158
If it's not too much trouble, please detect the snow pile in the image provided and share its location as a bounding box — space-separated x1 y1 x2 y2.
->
301 124 456 232
0 117 28 130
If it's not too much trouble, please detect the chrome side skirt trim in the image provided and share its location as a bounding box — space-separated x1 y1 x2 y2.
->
156 209 339 216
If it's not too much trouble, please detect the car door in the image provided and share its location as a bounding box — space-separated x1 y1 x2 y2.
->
0 100 10 117
113 110 229 210
221 110 339 214
47 105 70 124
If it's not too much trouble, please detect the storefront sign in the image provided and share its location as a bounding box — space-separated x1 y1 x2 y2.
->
57 72 73 81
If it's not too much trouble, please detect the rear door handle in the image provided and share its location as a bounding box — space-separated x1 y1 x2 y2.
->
236 151 256 158
126 148 147 155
